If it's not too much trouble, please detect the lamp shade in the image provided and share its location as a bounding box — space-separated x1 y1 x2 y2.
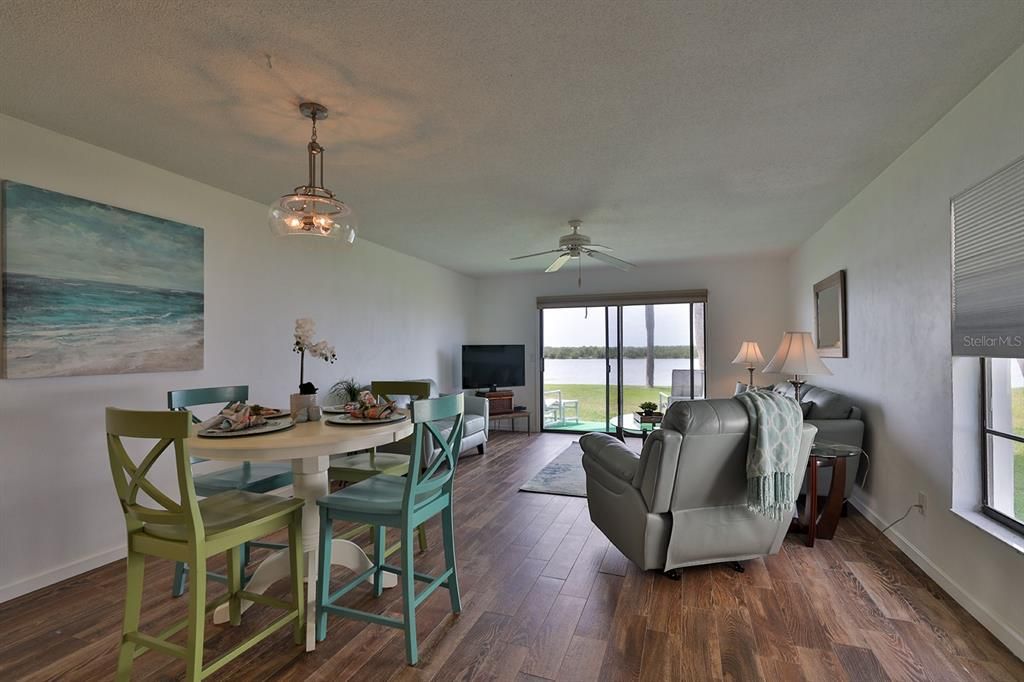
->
763 332 832 376
731 341 766 366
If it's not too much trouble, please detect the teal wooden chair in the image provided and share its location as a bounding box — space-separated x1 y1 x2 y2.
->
328 380 430 553
106 408 304 681
316 393 465 665
168 385 293 597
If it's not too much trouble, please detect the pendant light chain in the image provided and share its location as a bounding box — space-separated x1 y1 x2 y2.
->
307 112 319 191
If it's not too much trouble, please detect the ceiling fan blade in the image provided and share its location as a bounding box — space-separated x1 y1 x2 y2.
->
587 244 613 250
585 248 636 271
545 253 572 272
510 249 564 261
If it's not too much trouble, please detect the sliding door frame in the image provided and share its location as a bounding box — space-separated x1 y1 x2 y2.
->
538 291 707 435
538 305 620 434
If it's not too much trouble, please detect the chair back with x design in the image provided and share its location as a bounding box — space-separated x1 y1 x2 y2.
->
403 393 464 511
106 408 200 537
168 385 249 465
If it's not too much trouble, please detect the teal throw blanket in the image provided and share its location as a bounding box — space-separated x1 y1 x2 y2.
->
734 390 804 519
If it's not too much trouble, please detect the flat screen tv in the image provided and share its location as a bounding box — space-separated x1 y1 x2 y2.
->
462 344 525 391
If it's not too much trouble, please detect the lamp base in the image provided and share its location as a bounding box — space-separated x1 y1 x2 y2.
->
789 378 806 402
747 366 756 389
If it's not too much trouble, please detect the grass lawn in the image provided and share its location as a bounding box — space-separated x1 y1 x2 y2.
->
543 383 668 424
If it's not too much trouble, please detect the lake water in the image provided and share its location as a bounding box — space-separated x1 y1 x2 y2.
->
3 272 204 378
543 358 699 386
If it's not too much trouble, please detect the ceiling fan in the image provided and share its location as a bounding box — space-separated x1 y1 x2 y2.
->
510 219 636 286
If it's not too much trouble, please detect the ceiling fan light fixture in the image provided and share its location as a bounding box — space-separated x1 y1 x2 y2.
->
510 219 637 287
268 102 357 243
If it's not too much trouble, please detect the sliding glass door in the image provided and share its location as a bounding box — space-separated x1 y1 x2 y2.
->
541 306 612 432
541 300 705 434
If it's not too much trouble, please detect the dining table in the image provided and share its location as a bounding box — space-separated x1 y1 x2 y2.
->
186 412 414 651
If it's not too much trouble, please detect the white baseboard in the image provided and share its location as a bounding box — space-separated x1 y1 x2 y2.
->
0 544 125 604
850 498 1024 661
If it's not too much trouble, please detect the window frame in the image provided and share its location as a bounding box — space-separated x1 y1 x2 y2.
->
980 357 1024 536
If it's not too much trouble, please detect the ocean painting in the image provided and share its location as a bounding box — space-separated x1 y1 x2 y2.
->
1 181 204 378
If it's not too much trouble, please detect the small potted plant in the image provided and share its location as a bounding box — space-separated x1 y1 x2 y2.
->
328 377 362 406
291 318 337 418
638 401 659 417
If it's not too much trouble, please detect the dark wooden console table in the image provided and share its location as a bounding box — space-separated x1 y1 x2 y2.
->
489 411 531 432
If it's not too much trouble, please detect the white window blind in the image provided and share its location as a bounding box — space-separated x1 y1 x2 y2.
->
951 155 1024 357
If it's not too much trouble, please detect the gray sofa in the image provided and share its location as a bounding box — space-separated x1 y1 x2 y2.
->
581 398 816 573
769 383 864 499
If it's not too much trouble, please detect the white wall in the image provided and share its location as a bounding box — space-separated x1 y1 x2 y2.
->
787 46 1024 656
0 115 474 600
471 255 791 419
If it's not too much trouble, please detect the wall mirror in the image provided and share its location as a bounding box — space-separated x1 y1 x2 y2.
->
813 270 847 357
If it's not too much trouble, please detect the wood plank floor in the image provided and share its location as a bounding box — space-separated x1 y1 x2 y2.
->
1 431 1021 681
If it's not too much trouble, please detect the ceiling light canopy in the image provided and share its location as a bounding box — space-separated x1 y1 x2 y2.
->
268 102 357 242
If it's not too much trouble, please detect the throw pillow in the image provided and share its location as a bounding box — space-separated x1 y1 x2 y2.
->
803 386 854 419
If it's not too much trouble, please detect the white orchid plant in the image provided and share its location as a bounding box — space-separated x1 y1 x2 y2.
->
293 318 337 394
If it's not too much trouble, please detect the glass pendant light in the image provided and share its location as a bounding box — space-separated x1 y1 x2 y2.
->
268 102 357 242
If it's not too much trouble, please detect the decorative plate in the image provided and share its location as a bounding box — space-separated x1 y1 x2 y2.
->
326 413 408 426
198 418 295 438
323 405 352 414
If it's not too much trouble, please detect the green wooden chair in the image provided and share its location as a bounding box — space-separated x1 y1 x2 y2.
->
316 393 465 665
328 380 430 553
106 408 305 682
168 385 293 597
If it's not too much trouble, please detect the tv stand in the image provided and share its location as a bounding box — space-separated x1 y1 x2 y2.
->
476 389 514 415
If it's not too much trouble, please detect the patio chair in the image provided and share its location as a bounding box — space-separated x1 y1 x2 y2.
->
657 369 705 412
543 389 579 426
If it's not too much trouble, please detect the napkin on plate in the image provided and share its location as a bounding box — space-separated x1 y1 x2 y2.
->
197 402 268 432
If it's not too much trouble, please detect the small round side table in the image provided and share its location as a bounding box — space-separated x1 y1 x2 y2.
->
791 441 863 547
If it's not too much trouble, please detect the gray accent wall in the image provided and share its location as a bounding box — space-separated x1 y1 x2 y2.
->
787 45 1024 658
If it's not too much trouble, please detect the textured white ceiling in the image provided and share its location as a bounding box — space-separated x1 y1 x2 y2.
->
1 1 1021 276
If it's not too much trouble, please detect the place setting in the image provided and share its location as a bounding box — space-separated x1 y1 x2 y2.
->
195 402 294 438
324 390 408 426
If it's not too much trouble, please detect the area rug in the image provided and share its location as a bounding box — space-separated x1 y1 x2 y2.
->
519 441 587 497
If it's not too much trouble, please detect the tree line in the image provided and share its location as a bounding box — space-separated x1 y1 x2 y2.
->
544 345 694 360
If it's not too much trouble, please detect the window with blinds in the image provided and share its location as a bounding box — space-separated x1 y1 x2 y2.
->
951 155 1024 357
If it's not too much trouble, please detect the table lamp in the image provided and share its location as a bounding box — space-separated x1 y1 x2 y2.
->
731 341 766 388
763 331 832 401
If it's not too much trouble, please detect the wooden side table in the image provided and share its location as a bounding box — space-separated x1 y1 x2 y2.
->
490 410 531 432
791 442 862 547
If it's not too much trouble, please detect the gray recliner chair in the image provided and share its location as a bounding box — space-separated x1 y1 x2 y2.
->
580 398 816 573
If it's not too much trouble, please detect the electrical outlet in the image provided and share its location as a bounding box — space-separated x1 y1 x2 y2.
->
917 491 927 515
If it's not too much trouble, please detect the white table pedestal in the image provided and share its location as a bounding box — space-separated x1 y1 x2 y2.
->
211 455 397 651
